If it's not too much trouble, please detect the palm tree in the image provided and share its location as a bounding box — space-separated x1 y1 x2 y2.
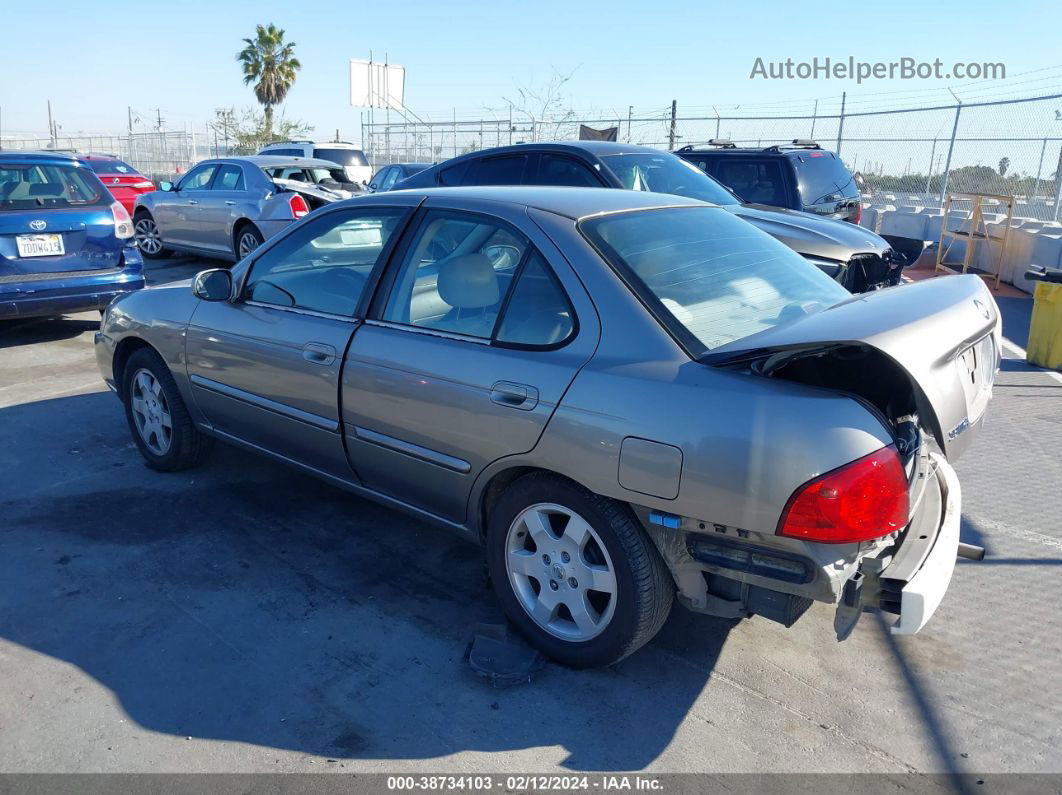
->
236 23 301 141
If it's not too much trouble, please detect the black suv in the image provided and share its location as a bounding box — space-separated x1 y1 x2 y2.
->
674 140 861 224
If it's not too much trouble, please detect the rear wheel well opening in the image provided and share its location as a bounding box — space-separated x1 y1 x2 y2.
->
232 218 255 247
480 466 591 540
112 338 156 399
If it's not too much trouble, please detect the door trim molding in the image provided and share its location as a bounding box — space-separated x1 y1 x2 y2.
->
190 374 339 432
348 424 472 474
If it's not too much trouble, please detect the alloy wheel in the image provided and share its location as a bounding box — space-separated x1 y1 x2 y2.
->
505 502 618 641
238 231 260 258
134 218 162 255
130 368 172 455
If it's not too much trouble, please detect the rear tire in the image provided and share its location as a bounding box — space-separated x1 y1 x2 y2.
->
486 473 674 668
235 224 264 260
122 348 213 471
133 213 172 259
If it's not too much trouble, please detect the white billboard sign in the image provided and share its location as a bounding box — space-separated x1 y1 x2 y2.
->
350 59 406 109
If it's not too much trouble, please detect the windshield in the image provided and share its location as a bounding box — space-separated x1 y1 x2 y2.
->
0 163 106 210
601 153 740 206
580 206 850 353
313 148 369 168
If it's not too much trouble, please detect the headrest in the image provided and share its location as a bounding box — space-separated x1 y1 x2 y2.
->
437 253 499 309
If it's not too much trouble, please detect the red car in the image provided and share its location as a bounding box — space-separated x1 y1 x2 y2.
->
80 154 155 215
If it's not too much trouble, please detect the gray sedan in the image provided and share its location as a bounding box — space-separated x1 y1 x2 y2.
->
132 156 348 262
96 186 998 667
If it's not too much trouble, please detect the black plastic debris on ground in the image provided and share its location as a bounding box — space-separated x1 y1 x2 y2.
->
467 621 545 687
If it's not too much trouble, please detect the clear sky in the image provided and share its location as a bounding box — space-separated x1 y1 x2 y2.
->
1 0 1060 142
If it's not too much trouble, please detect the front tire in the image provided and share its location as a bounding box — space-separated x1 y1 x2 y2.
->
122 348 213 471
486 473 674 668
133 213 172 259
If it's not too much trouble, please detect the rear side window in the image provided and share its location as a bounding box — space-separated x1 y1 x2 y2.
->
85 159 137 175
533 154 602 187
711 159 787 207
0 164 106 210
314 148 369 167
438 161 472 186
794 153 858 204
213 165 244 191
468 156 527 185
496 253 576 347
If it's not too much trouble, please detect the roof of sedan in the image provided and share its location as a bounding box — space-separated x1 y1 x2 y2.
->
391 185 712 219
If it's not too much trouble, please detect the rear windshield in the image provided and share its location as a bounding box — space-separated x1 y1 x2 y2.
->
0 164 106 210
601 153 740 206
793 152 858 203
580 206 849 353
85 159 138 175
313 148 369 168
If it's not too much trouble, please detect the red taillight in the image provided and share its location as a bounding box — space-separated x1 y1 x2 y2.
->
777 445 909 544
853 202 863 225
288 193 310 219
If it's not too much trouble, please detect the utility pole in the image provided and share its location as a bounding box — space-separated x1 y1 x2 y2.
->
668 100 677 150
47 100 55 148
627 105 633 143
835 92 846 154
810 99 818 139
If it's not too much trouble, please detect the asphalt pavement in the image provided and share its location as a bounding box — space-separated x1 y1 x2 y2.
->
0 258 1059 774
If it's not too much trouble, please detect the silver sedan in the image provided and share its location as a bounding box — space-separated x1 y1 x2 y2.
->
131 156 348 262
96 186 998 667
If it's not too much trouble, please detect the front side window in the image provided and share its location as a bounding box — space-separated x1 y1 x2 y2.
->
180 164 218 191
581 206 849 353
379 168 401 191
381 212 529 338
601 153 740 206
213 165 244 191
243 208 406 316
0 164 105 210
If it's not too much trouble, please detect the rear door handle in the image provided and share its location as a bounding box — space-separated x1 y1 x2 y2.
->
224 200 237 206
490 381 539 411
187 199 198 205
302 342 337 365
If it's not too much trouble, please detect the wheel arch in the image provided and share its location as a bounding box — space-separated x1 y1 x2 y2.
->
231 218 260 254
111 337 159 400
475 464 607 542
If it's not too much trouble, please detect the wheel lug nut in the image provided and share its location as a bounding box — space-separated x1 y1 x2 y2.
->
549 580 559 591
568 577 578 589
542 554 551 565
561 551 570 563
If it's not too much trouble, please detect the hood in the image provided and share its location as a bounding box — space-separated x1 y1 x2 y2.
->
726 203 889 261
705 275 1001 461
272 179 346 203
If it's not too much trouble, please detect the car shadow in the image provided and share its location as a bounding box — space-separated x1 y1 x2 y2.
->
0 316 98 347
0 391 733 770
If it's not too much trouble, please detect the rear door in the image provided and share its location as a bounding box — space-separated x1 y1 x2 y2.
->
185 202 414 479
196 163 252 253
341 197 599 522
709 157 793 209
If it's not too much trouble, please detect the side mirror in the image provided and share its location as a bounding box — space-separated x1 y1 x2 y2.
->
159 181 174 192
192 269 233 301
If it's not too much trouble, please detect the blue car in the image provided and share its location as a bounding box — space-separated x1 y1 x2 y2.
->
1 151 144 319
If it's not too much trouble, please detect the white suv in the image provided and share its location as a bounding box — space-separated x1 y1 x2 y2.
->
257 141 372 185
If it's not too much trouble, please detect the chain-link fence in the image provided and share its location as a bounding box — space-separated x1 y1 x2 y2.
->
365 93 1062 221
0 130 214 183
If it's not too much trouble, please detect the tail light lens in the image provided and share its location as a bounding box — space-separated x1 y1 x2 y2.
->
288 193 310 219
133 180 155 190
853 202 863 225
777 445 909 544
111 201 134 239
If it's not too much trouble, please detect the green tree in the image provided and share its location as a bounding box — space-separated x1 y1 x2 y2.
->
236 24 301 141
998 157 1010 177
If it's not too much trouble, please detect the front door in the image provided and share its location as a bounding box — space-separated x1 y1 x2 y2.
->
341 201 598 522
156 162 218 248
184 204 412 480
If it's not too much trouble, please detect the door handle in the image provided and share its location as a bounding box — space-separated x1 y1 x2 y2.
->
490 381 539 411
302 342 337 365
187 199 199 205
225 200 237 206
